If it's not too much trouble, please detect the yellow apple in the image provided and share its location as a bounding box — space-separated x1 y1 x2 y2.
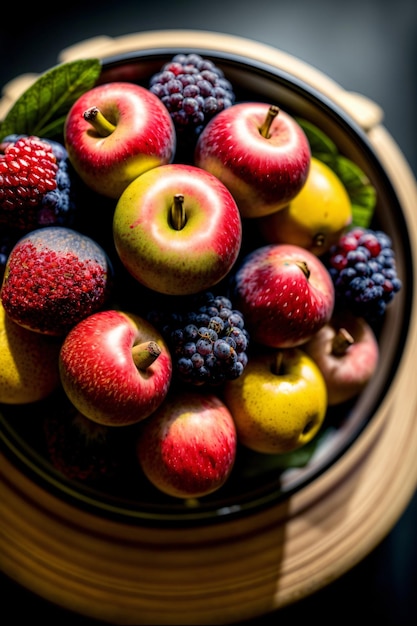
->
0 301 61 404
258 157 352 255
223 348 327 454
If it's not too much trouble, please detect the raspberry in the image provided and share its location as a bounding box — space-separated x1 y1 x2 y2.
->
0 135 77 231
149 53 235 156
147 291 249 387
326 227 402 320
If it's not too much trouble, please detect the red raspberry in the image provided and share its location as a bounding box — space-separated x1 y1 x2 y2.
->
0 136 58 229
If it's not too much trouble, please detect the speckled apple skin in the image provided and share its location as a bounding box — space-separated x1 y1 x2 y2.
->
303 312 379 405
59 309 172 426
137 391 237 498
0 301 61 404
223 348 327 454
232 243 335 348
194 102 311 218
113 163 242 295
64 82 176 199
0 226 113 336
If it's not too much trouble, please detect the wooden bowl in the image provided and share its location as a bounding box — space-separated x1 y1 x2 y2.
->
0 30 416 624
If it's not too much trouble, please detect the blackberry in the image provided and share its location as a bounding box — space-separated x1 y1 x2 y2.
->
326 226 402 320
0 134 77 231
147 291 249 387
149 53 235 156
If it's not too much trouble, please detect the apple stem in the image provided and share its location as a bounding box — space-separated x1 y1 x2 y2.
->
170 194 186 230
259 105 279 139
83 106 116 137
313 233 326 249
296 260 310 280
132 340 162 370
332 328 354 356
271 350 285 376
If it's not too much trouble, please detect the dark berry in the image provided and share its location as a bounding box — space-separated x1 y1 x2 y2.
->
147 291 249 386
326 227 402 320
149 53 235 157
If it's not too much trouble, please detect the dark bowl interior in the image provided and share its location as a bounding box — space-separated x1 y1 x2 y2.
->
0 47 413 526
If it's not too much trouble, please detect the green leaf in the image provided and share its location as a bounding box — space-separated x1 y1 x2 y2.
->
331 156 377 228
238 436 321 479
298 117 377 228
0 58 102 141
297 117 338 158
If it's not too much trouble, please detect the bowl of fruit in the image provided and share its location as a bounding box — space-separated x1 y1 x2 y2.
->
0 30 416 625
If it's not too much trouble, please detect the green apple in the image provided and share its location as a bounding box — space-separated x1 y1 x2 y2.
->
0 301 61 404
223 348 327 454
113 163 242 296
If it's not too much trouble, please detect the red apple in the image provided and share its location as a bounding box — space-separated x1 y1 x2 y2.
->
303 311 379 405
136 390 237 499
194 102 311 218
231 243 335 348
59 309 172 426
113 163 242 296
64 81 176 199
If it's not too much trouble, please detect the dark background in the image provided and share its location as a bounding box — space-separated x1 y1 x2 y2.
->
1 0 417 624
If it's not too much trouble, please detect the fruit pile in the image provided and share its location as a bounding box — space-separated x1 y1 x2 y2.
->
0 53 402 502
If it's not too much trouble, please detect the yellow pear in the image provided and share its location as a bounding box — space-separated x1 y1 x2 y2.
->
0 301 61 404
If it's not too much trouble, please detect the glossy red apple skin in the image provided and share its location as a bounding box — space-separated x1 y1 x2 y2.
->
64 82 176 199
136 390 237 499
113 163 242 296
194 102 311 218
231 243 335 348
303 312 379 405
59 309 172 426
